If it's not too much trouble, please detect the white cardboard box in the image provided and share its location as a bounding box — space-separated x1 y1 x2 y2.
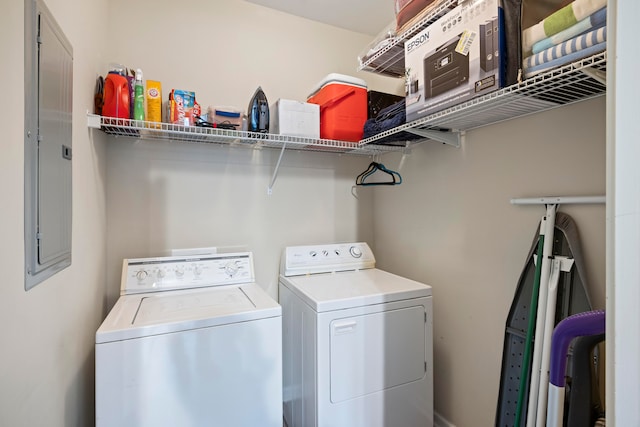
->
405 0 505 122
270 99 320 138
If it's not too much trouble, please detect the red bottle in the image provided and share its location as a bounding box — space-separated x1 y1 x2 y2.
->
102 72 130 119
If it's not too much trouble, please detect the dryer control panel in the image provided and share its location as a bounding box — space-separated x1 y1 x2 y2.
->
121 252 255 295
281 242 375 277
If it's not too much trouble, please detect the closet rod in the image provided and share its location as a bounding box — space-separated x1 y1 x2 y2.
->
510 196 606 205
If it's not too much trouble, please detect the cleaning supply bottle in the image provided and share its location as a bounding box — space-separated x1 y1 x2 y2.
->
102 65 130 119
133 68 145 122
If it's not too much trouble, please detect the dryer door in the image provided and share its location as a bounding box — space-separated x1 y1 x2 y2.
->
329 305 426 403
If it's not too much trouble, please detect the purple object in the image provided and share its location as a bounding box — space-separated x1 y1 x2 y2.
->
549 310 605 386
126 75 135 120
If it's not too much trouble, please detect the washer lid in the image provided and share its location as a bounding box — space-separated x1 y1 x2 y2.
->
280 268 432 312
96 283 280 343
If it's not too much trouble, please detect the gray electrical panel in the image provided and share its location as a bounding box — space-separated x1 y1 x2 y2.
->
25 0 73 290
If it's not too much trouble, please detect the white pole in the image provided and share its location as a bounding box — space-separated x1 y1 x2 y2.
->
510 196 605 205
538 257 574 427
546 384 565 427
535 258 561 427
526 204 557 427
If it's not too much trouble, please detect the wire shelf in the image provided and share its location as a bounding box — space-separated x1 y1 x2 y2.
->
360 51 607 144
87 114 415 156
358 0 458 77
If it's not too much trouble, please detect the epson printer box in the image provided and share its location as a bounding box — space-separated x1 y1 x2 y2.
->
405 0 505 121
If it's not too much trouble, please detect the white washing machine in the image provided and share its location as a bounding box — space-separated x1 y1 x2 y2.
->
95 252 282 427
279 242 433 427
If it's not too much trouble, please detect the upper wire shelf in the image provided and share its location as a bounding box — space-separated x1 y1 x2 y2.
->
361 51 607 145
358 0 458 77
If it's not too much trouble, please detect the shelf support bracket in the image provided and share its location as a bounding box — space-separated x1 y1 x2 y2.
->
268 142 287 195
580 67 606 85
404 128 463 148
87 112 101 129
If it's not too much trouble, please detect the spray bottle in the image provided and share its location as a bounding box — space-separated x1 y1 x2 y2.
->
133 68 145 122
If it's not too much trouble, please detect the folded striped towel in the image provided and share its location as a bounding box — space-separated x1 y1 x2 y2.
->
522 0 607 54
524 41 606 78
524 26 606 70
532 6 606 54
524 41 606 77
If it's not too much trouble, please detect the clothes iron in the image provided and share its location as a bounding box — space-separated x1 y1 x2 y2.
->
247 86 270 133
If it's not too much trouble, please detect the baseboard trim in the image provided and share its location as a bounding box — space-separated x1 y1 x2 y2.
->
434 411 456 427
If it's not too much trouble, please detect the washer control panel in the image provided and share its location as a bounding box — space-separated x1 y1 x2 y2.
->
281 242 375 276
121 252 254 295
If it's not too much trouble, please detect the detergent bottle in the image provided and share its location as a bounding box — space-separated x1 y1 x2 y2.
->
102 66 130 119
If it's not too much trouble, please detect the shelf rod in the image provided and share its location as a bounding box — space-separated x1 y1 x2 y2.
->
267 141 287 195
510 196 605 205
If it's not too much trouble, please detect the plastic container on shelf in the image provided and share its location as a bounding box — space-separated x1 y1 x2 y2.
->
102 66 130 120
307 73 368 142
208 106 242 128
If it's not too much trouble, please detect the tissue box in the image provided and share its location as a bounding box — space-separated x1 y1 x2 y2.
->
270 99 320 138
404 0 506 122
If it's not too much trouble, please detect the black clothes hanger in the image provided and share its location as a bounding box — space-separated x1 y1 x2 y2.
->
355 161 402 186
355 162 377 184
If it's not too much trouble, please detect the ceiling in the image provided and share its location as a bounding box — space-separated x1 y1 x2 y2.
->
245 0 396 36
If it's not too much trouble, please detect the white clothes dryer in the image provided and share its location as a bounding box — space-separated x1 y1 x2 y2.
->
279 242 433 427
95 252 282 427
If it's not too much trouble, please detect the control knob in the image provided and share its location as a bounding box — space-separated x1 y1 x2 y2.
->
174 265 185 277
224 261 240 277
193 264 203 277
349 246 363 258
135 270 148 281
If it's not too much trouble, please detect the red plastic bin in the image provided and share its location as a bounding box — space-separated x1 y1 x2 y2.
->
307 74 368 142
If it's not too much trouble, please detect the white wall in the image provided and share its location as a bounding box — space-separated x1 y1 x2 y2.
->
0 0 109 426
106 143 376 304
373 97 606 426
106 0 402 115
103 0 402 306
